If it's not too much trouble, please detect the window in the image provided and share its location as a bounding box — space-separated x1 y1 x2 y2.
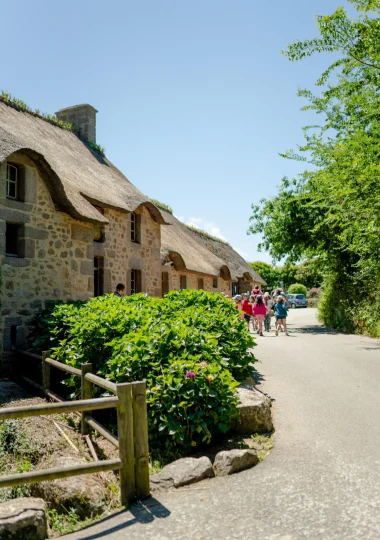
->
94 257 104 296
6 224 22 256
232 282 238 296
213 277 218 289
6 164 18 199
162 272 169 296
131 212 141 243
198 278 204 290
131 269 142 295
179 275 187 289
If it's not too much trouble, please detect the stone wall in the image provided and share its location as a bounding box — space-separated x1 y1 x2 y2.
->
162 266 231 296
0 154 162 373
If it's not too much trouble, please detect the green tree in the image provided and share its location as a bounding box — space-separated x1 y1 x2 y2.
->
249 262 280 290
288 283 308 296
294 259 323 289
248 0 380 336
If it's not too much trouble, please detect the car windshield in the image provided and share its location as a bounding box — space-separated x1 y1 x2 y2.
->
296 295 305 299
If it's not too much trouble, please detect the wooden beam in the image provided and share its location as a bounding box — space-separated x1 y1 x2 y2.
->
0 459 122 489
0 397 120 421
85 373 117 394
45 357 81 376
132 381 150 500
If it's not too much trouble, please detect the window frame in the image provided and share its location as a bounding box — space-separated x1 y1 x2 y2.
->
131 269 142 295
94 256 104 296
212 277 218 289
179 275 187 289
198 277 204 290
6 164 18 200
5 223 22 257
131 212 141 243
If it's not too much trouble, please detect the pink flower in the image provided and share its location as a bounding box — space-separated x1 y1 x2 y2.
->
186 371 196 379
199 361 208 368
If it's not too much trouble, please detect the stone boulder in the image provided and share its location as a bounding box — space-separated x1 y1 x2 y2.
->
213 449 259 476
31 456 107 518
151 457 214 491
235 382 273 434
0 497 47 540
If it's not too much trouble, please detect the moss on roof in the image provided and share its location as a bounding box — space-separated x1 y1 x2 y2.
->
0 93 105 156
149 199 173 214
185 225 231 246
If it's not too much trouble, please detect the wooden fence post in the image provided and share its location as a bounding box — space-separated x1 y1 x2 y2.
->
42 351 50 392
81 363 93 435
116 382 135 505
132 381 150 500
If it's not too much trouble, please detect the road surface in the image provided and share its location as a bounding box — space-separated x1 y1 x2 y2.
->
63 308 380 539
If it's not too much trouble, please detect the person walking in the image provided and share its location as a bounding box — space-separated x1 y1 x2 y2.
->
234 295 244 319
263 293 273 332
274 295 289 336
253 295 267 336
242 293 253 331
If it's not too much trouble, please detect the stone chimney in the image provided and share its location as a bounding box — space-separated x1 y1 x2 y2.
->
55 104 98 144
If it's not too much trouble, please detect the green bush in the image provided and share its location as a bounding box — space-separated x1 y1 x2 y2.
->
40 290 256 451
318 274 380 337
288 283 307 296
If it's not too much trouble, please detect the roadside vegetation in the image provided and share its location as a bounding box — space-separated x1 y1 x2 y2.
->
249 0 380 337
33 290 257 453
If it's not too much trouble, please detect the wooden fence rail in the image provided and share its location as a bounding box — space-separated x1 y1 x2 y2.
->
5 350 150 505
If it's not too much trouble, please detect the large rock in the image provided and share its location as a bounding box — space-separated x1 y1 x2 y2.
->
31 456 107 518
213 449 259 476
151 457 214 491
0 497 47 540
235 382 273 434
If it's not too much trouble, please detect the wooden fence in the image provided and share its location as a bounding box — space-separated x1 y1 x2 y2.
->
0 350 150 505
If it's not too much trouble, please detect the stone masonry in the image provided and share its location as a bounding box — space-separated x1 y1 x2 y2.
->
0 154 161 373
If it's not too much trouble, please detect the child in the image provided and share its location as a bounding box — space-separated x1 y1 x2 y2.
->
249 295 258 332
274 296 289 336
242 293 253 331
234 295 245 319
253 295 267 336
263 293 273 332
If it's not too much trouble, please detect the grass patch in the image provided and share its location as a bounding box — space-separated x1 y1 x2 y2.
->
47 508 104 537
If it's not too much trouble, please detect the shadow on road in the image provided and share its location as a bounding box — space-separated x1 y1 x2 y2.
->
291 324 341 336
62 497 170 539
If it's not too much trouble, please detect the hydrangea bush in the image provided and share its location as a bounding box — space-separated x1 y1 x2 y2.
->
38 290 256 450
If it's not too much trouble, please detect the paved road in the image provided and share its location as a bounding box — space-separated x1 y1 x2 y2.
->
63 309 380 540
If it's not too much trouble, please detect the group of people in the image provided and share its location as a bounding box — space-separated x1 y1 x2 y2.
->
233 287 289 336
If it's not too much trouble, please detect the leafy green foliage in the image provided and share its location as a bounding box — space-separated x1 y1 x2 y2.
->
249 262 279 290
40 290 256 451
288 283 308 296
248 0 380 336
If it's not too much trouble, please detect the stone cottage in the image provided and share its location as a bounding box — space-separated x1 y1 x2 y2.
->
160 208 266 296
0 97 266 374
0 99 167 372
186 226 266 295
160 209 233 295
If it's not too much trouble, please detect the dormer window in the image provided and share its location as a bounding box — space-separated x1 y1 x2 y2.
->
131 212 141 243
6 164 18 199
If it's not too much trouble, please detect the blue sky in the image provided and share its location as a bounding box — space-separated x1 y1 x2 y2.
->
1 0 347 262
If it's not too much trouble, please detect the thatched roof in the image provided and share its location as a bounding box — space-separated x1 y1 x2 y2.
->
186 227 267 285
0 100 166 224
160 211 232 278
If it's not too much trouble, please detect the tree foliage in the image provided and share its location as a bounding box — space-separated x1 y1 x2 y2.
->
249 0 380 336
